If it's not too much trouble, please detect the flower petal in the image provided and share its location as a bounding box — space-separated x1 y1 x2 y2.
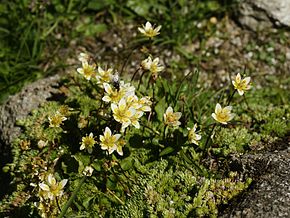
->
39 183 50 191
59 179 68 189
244 77 251 84
166 106 173 114
215 103 222 113
47 174 56 186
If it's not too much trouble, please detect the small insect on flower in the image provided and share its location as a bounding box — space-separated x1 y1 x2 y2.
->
111 72 120 90
187 124 202 145
164 106 182 127
138 21 161 39
99 127 122 155
39 174 68 200
212 103 235 125
232 73 251 96
48 112 67 128
80 133 96 154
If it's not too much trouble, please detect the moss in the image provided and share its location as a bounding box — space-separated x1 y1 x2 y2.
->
213 127 253 156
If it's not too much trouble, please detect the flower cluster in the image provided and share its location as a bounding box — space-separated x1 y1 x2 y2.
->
102 80 152 132
77 53 113 84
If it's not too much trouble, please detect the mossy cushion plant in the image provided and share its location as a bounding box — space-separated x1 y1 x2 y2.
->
1 21 289 217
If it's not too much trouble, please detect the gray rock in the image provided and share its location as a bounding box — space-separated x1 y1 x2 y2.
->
0 74 61 152
222 137 290 217
237 0 290 30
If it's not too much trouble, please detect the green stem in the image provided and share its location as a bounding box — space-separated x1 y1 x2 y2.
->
107 188 125 205
57 176 86 218
204 123 216 151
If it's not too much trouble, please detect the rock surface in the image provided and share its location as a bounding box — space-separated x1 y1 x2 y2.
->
237 0 290 30
0 74 61 150
222 136 290 217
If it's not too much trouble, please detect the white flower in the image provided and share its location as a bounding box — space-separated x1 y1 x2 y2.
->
164 106 182 127
80 133 96 154
138 21 161 38
99 127 121 155
78 52 89 64
232 73 251 96
211 103 235 124
39 174 68 200
97 66 113 84
48 112 67 128
77 62 96 81
111 98 136 131
187 124 202 145
141 56 164 77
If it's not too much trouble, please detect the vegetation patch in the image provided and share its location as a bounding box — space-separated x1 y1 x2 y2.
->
1 19 289 217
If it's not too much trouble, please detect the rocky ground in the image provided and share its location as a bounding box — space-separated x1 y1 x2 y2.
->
0 2 290 216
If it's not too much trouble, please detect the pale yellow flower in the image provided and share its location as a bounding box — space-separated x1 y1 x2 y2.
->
141 56 164 78
138 21 161 38
126 94 140 109
39 174 68 200
187 124 202 145
212 103 235 124
130 111 144 129
138 96 152 112
48 112 67 128
102 82 135 103
164 106 182 127
97 66 113 84
99 127 121 155
111 98 136 130
77 61 96 80
124 95 151 113
80 133 96 154
232 73 251 96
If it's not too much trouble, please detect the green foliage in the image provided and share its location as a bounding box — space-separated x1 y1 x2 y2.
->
213 127 253 156
0 0 111 102
1 1 289 217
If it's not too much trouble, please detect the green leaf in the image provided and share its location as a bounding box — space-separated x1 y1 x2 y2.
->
83 196 95 209
92 159 103 172
106 175 117 189
73 153 90 174
87 0 112 10
120 157 135 171
159 146 174 156
155 97 166 122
